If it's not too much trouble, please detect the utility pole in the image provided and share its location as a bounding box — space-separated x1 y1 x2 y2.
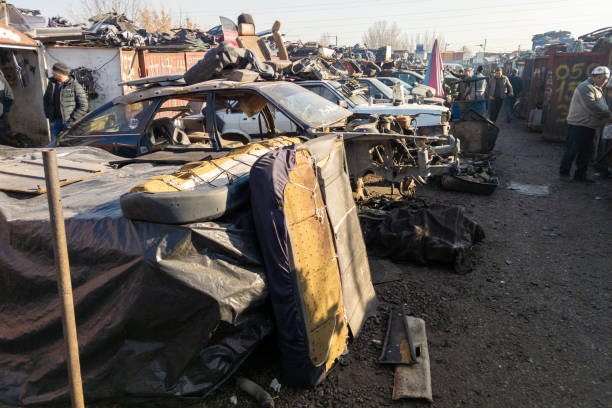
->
0 0 8 26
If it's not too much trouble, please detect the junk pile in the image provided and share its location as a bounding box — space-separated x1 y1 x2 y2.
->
441 160 499 195
81 13 214 50
29 11 216 50
358 196 485 272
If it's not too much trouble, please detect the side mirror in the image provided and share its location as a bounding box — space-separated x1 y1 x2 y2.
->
338 100 348 108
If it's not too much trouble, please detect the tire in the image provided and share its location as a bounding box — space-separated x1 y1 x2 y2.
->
120 176 250 224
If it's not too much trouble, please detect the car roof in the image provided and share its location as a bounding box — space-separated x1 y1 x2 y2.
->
114 80 302 105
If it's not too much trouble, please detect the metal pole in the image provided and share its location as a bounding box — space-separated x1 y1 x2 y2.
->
0 0 8 25
42 149 85 408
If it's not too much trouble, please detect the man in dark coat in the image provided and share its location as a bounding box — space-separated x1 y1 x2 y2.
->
43 62 88 143
505 68 523 122
487 67 513 122
0 69 14 144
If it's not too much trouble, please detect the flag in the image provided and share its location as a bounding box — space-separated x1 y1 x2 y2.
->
423 40 444 97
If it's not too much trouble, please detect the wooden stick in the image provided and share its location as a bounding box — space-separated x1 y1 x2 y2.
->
42 149 85 408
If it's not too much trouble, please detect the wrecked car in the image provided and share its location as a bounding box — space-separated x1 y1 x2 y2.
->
55 78 352 157
298 79 450 134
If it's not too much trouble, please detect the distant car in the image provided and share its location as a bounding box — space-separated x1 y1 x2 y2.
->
206 16 238 47
392 70 424 86
377 77 413 92
299 79 450 132
378 77 445 105
345 77 395 101
56 79 352 157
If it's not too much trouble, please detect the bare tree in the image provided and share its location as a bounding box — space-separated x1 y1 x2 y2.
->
362 21 404 49
80 0 143 20
139 7 173 32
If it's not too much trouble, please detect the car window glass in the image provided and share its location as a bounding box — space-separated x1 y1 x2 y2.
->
262 83 351 129
68 100 155 135
153 98 191 120
267 103 298 134
318 87 340 104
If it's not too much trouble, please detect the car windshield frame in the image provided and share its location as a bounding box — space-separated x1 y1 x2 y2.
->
363 78 394 99
259 83 352 129
64 99 159 137
329 81 368 106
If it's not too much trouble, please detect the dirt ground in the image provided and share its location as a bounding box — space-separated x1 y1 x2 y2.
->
3 119 610 408
202 119 612 407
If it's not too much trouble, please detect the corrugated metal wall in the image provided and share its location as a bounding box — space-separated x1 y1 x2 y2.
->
137 50 206 78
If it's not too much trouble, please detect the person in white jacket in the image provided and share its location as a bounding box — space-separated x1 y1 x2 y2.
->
559 66 612 182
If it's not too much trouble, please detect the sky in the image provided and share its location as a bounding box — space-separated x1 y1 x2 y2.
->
16 0 612 52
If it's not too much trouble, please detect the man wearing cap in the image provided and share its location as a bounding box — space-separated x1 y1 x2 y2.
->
559 66 612 182
43 62 88 143
487 67 513 122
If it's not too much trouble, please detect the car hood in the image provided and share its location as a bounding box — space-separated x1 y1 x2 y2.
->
351 103 448 127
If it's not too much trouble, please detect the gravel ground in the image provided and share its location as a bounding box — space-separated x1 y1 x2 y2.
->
201 119 612 408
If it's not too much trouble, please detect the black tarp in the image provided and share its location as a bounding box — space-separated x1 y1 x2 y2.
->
358 198 485 272
0 147 272 405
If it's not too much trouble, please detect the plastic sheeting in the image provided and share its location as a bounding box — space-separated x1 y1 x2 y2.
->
0 147 272 405
359 198 485 272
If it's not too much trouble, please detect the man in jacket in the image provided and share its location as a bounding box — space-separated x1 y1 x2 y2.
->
487 67 513 122
461 66 487 115
44 62 88 143
505 68 522 122
0 69 14 144
559 66 612 182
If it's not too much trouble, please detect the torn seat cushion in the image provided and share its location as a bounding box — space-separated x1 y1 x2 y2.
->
249 145 348 387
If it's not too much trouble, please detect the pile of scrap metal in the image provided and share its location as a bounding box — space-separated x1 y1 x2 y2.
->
82 13 215 50
441 159 499 195
26 11 216 51
577 26 612 53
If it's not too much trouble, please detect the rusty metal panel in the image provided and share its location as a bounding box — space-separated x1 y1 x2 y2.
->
120 49 140 95
526 56 550 116
543 52 607 141
185 52 206 70
519 58 535 118
0 22 38 48
141 51 186 77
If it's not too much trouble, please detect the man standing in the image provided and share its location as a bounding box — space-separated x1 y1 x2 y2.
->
43 62 87 143
559 66 612 182
505 68 523 122
487 67 513 122
0 69 14 144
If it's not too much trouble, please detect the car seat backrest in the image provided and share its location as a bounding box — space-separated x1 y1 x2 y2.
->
236 23 267 61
